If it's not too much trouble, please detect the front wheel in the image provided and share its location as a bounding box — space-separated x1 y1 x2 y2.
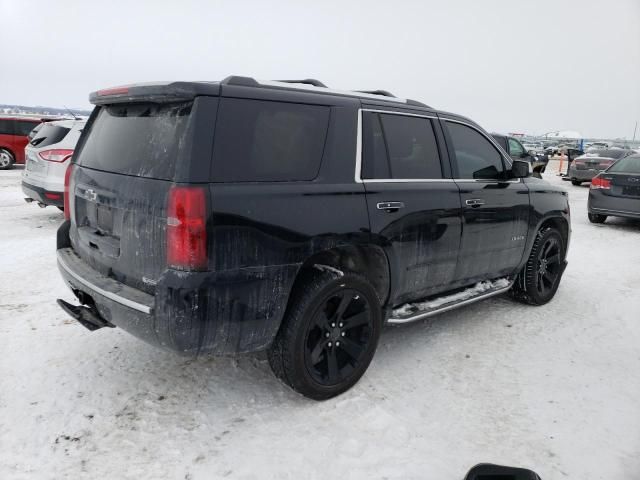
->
588 213 607 224
571 179 582 186
268 270 382 400
0 149 15 170
510 227 565 305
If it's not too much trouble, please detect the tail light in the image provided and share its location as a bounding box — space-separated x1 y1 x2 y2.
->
591 176 611 190
63 164 74 220
166 186 207 270
38 149 74 162
599 160 614 168
574 160 584 165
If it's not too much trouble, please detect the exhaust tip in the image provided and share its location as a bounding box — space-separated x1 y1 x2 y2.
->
24 197 34 203
37 202 47 208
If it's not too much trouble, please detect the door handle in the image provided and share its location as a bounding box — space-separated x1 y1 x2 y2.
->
377 201 405 212
465 199 485 207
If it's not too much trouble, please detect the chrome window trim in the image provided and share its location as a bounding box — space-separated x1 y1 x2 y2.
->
354 109 519 184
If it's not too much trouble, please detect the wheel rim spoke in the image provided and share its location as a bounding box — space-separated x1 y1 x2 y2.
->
343 310 369 330
546 253 560 264
338 336 364 362
326 348 340 382
309 340 326 365
333 292 353 321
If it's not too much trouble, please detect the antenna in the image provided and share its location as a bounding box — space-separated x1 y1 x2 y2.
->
63 105 80 121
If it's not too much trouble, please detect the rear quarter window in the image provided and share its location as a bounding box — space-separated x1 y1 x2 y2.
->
76 102 191 180
212 98 330 182
30 125 71 147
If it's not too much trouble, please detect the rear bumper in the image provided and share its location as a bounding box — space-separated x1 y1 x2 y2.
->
588 190 640 219
22 181 64 207
56 241 297 356
568 167 600 182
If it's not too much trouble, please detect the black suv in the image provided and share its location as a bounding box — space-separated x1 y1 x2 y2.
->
56 77 570 399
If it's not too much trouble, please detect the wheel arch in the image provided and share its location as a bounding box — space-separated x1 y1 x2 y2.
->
290 244 391 307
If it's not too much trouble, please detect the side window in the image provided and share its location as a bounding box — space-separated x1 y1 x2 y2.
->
15 121 39 136
362 112 390 179
212 98 330 182
380 114 442 179
446 122 505 180
508 138 525 158
0 119 14 135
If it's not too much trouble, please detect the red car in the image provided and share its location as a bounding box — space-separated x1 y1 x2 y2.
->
0 116 43 169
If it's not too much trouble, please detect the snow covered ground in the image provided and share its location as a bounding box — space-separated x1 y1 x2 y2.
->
1 167 639 480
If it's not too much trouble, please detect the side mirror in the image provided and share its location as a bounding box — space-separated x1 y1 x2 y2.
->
521 151 531 159
510 159 530 178
465 463 542 480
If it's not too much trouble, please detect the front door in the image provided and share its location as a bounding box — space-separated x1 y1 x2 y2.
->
442 119 530 284
361 109 462 306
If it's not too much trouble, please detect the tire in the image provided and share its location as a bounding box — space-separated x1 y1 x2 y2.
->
510 227 565 306
268 270 382 400
571 179 582 186
588 213 607 224
0 148 15 170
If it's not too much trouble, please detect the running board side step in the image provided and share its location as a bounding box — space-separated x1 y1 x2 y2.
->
388 279 514 324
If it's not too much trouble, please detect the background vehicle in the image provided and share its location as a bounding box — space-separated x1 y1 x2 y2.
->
568 148 631 185
22 119 86 208
56 77 570 400
588 154 640 223
0 116 41 169
492 133 547 172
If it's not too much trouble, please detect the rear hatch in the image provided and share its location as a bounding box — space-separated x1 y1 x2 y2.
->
599 155 640 199
69 100 196 294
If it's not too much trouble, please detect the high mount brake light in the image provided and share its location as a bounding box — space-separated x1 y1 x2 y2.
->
166 186 208 270
97 86 129 96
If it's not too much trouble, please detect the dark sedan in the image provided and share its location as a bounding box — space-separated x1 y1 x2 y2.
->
569 149 631 185
588 154 640 223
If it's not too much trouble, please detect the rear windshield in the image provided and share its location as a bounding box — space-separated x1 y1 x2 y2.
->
30 124 70 147
76 102 191 180
585 149 627 159
212 98 330 182
607 155 640 174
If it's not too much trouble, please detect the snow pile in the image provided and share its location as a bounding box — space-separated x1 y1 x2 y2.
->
393 278 511 317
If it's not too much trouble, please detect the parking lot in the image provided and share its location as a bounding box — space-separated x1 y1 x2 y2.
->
1 167 639 479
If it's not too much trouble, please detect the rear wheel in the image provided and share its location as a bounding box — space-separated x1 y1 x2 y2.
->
0 149 14 170
571 179 582 186
510 227 565 306
268 270 382 400
588 213 607 224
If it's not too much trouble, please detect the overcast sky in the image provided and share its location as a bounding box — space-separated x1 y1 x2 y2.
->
1 0 639 139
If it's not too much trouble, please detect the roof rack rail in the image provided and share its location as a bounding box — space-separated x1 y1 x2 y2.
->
274 79 328 88
407 99 430 108
355 89 396 98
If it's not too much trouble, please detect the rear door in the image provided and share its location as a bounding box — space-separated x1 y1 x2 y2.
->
69 100 201 294
361 108 462 305
442 119 530 283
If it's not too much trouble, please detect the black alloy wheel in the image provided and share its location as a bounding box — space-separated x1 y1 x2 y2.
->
268 271 382 400
304 288 373 386
535 235 562 297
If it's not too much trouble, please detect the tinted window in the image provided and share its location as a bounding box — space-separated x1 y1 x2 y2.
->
587 149 627 159
607 155 640 174
29 124 70 147
379 114 442 179
0 119 14 135
76 103 191 180
508 138 525 157
15 120 39 136
213 99 330 182
362 112 390 179
446 122 505 179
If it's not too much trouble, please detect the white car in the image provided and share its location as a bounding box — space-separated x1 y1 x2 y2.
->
22 119 86 209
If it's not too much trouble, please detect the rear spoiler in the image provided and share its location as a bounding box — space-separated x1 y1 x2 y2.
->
89 81 221 105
